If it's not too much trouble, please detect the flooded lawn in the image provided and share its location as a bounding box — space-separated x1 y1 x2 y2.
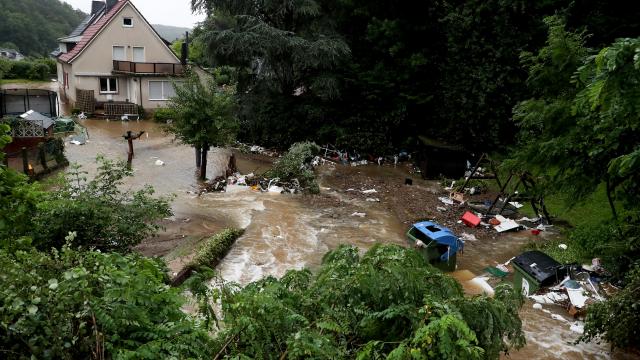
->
64 119 634 360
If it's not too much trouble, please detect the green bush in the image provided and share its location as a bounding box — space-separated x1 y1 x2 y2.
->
266 141 321 193
31 157 172 252
192 227 244 267
0 246 213 358
213 244 525 359
26 62 50 80
153 107 175 123
581 264 640 350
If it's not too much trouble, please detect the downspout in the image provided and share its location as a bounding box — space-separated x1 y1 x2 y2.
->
139 76 142 107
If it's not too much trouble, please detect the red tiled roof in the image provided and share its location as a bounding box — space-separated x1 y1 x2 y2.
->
58 0 128 63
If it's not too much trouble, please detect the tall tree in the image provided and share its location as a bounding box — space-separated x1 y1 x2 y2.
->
165 72 239 180
191 0 350 148
0 0 85 56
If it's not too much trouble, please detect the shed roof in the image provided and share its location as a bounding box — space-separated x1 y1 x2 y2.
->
20 110 55 129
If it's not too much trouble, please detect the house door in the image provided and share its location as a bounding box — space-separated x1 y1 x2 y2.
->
129 78 138 105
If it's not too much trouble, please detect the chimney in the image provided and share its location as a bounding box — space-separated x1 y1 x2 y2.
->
181 32 189 65
106 0 118 11
91 1 104 15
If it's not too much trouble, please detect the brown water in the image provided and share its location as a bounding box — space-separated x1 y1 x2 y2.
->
64 119 635 360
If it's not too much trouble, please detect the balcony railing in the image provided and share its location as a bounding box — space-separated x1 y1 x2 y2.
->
113 60 184 75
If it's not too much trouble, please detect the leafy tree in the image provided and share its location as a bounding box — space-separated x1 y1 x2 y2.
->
0 245 212 359
0 0 85 56
191 0 350 148
509 17 640 350
30 157 172 252
165 71 239 180
210 244 524 359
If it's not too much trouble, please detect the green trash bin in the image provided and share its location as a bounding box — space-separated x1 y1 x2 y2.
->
512 251 565 296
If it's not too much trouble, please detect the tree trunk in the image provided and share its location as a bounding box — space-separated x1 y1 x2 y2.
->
606 177 618 220
195 146 201 168
199 143 209 181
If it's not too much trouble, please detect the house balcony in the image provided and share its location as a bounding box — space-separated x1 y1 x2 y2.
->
112 60 185 76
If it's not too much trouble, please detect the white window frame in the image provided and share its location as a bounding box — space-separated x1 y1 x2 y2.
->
123 17 133 27
99 77 118 94
112 45 126 61
148 80 179 101
132 46 145 62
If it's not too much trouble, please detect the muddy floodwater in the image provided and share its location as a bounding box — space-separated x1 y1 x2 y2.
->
64 119 635 360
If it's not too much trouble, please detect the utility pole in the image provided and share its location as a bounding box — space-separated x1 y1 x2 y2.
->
122 130 145 167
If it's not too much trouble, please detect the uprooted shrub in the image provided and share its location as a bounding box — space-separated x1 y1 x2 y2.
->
172 227 244 286
266 141 320 193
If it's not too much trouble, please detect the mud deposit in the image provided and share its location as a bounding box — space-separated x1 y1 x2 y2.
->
63 119 634 360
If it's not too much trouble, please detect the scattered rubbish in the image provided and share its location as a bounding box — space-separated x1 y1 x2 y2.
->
566 287 589 308
509 201 524 209
351 160 368 166
366 198 380 202
517 216 541 222
530 292 568 304
69 133 87 145
461 211 481 228
558 243 568 250
351 212 366 218
450 192 465 203
460 232 477 242
489 217 501 226
570 322 585 334
268 185 284 193
485 266 509 278
551 314 569 323
469 276 494 297
494 215 520 233
155 160 165 166
437 206 447 212
438 197 454 205
532 303 543 310
531 229 541 235
362 189 377 194
444 180 456 191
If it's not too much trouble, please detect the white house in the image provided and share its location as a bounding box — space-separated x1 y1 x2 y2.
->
53 0 185 113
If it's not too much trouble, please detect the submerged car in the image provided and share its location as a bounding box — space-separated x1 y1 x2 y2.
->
406 221 464 271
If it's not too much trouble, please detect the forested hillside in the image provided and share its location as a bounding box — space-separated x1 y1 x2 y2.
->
0 0 85 56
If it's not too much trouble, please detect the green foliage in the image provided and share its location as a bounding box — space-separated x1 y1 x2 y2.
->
0 125 43 248
165 71 239 149
0 246 212 359
152 107 174 123
192 228 244 267
0 58 56 80
266 141 320 193
192 0 350 149
170 26 207 66
581 264 640 350
0 0 85 56
212 244 524 359
30 157 172 252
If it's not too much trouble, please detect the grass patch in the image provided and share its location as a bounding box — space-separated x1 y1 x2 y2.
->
523 238 590 265
0 78 51 86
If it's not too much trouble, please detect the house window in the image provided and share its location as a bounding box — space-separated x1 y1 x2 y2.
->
112 45 125 61
149 80 179 100
133 46 145 62
123 17 133 27
100 77 118 94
